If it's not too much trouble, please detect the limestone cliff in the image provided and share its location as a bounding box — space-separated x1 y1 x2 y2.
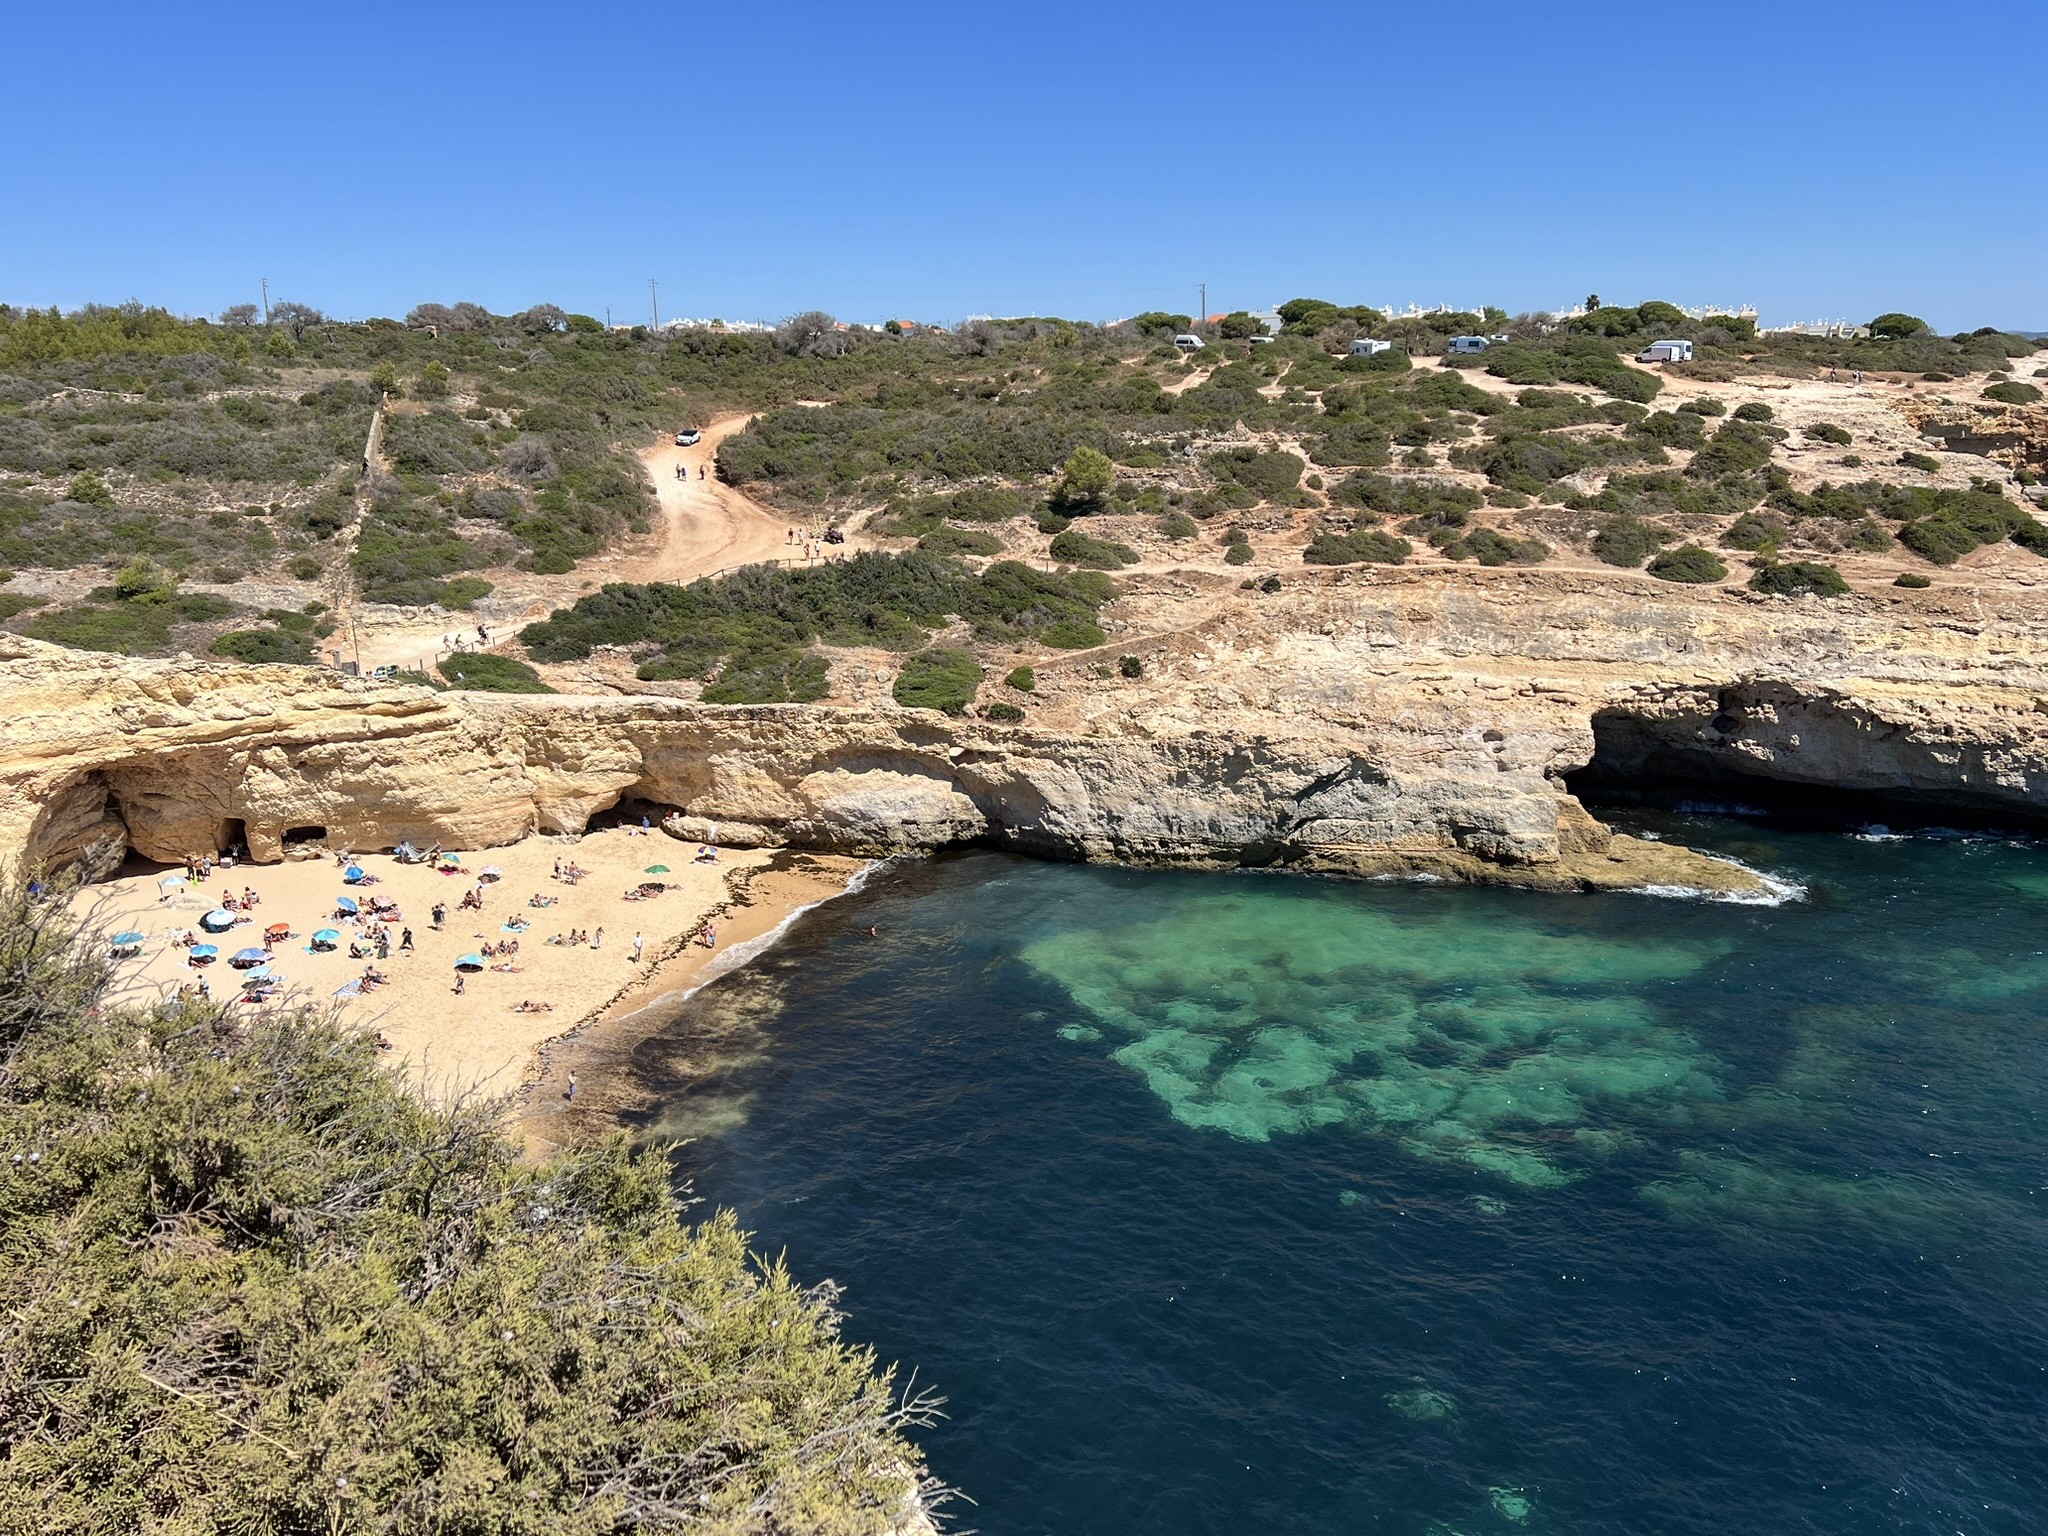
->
6 566 2045 897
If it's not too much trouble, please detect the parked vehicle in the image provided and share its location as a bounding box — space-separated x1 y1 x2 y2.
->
1246 335 1275 346
674 428 702 446
823 526 845 545
1172 333 1204 352
1635 340 1694 363
1348 338 1393 356
1446 336 1492 355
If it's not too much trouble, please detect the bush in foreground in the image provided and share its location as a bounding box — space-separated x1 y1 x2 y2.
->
436 652 554 692
893 647 982 712
1983 380 2043 406
1647 545 1728 583
1303 529 1411 565
0 881 935 1531
1750 559 1849 596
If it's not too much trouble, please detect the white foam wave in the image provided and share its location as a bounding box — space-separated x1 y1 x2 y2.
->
1634 857 1806 907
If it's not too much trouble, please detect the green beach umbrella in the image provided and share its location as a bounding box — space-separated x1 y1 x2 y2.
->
643 865 670 874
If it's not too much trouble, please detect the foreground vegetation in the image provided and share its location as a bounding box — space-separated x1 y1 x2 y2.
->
0 881 937 1531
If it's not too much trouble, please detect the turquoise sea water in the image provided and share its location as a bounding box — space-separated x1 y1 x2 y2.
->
633 817 2048 1535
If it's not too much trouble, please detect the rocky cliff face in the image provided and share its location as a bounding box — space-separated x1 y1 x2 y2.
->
5 565 2045 896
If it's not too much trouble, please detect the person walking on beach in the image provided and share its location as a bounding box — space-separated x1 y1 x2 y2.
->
400 927 414 953
431 902 446 930
632 932 644 964
592 927 603 951
454 972 465 995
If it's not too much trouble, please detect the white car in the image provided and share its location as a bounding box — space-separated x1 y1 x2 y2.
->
674 429 702 447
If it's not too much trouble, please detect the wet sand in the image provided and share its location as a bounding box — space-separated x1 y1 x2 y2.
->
74 828 863 1104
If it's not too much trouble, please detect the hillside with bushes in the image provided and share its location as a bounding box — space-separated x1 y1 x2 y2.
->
0 879 937 1530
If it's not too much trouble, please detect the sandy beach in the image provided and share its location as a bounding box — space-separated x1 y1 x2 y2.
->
77 827 866 1110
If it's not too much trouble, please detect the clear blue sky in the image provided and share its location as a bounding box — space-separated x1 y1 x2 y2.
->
7 0 2043 332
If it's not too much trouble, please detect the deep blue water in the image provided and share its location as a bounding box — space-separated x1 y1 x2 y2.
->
631 819 2048 1535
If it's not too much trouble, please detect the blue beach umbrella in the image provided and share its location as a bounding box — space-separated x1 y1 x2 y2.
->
335 896 360 915
112 930 145 946
188 943 218 958
311 929 341 950
241 965 274 982
343 865 366 884
230 948 269 968
454 954 484 973
199 909 236 932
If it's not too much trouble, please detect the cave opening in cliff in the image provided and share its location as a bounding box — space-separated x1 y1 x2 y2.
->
219 818 247 857
1567 704 2046 834
281 825 328 846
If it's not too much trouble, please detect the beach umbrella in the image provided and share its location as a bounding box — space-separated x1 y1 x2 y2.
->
343 865 366 884
335 896 360 914
264 923 291 940
158 874 187 890
480 865 503 880
230 947 269 968
643 865 670 874
454 954 484 973
112 930 145 946
199 909 235 932
311 929 341 950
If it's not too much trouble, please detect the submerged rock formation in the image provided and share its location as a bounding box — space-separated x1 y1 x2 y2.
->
3 565 2044 896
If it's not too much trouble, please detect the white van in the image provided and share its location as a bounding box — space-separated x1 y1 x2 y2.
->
1172 333 1204 352
1349 338 1392 356
1446 336 1491 354
1635 340 1694 363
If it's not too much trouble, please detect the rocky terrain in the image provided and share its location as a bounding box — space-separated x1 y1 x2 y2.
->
8 552 2046 902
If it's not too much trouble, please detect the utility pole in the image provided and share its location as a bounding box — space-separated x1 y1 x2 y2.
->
260 277 270 325
650 279 659 332
1199 283 1206 327
605 306 611 330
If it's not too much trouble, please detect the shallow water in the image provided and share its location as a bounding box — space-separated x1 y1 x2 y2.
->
633 818 2048 1535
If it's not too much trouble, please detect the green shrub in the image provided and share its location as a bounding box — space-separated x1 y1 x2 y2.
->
1035 509 1072 535
1039 617 1105 648
66 470 114 508
700 647 829 703
1591 515 1666 567
440 576 495 609
1984 381 2043 406
1118 654 1143 678
892 647 981 713
1868 313 1930 339
1224 542 1252 565
1437 527 1550 566
1049 527 1137 569
1805 422 1852 445
1683 396 1728 416
0 592 46 620
1303 529 1411 565
982 701 1025 723
1899 451 1940 473
1646 545 1727 583
917 525 1003 557
1749 560 1849 596
1722 512 1786 551
0 884 927 1530
1732 401 1774 423
1894 571 1932 588
211 627 317 665
288 555 323 580
1051 445 1115 509
1006 665 1036 691
1206 447 1305 501
436 653 554 692
1689 421 1776 478
1158 510 1198 539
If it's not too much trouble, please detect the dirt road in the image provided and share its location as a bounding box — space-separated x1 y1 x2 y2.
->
634 413 795 583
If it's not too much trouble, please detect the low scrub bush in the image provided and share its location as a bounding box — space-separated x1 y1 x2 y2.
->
1049 527 1138 568
1207 447 1306 502
211 627 316 665
1688 420 1777 478
1749 559 1849 596
1646 545 1727 583
917 525 1003 557
1118 654 1143 678
1591 515 1667 567
700 646 829 703
982 700 1025 723
1984 380 2043 406
436 652 554 692
1005 665 1035 691
892 647 981 712
1805 422 1853 445
1303 529 1411 565
1732 401 1774 422
1437 527 1550 566
1158 510 1198 539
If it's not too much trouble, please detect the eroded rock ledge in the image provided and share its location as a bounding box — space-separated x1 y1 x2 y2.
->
4 572 2045 899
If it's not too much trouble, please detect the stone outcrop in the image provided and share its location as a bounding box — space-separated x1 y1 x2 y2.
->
4 565 2046 896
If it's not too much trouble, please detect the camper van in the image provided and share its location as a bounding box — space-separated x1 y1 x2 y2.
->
1635 340 1694 363
1172 333 1204 352
1348 338 1392 356
1446 336 1491 355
